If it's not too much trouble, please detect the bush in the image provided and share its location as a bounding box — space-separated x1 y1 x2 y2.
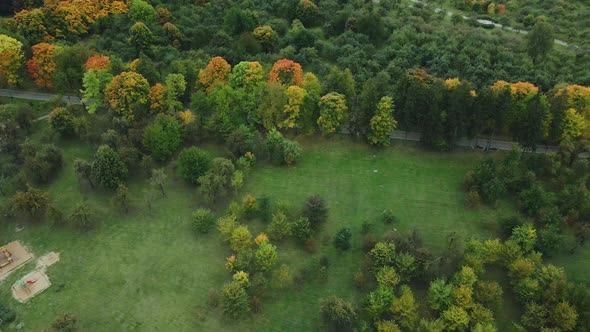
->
382 209 397 224
292 217 312 243
221 281 249 317
68 201 98 231
50 313 77 331
353 271 366 289
48 107 75 137
0 302 16 324
178 147 210 184
192 208 215 233
143 114 181 161
282 139 302 166
302 194 328 228
333 227 352 250
499 215 524 238
465 190 481 208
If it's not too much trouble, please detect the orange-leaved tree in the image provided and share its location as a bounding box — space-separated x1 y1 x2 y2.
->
198 56 231 93
269 59 303 86
27 42 61 89
0 35 25 86
148 83 167 114
85 55 111 71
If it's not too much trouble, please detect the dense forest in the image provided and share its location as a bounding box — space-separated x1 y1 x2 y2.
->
1 0 590 331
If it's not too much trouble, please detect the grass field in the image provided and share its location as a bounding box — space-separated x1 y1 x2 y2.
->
0 134 587 331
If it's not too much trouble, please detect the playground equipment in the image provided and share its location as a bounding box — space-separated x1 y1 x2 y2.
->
0 247 14 269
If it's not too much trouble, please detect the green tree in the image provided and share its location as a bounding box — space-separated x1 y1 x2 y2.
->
149 168 167 197
368 96 398 146
111 183 131 213
91 145 128 190
230 225 253 252
292 217 312 243
320 296 357 331
428 279 453 311
376 266 400 289
255 241 278 271
143 114 181 161
302 194 328 228
198 158 235 203
221 281 249 317
511 93 550 151
474 281 503 311
165 73 186 111
73 158 94 188
272 264 294 289
48 107 75 137
128 0 156 22
129 22 154 55
551 302 578 331
511 224 537 253
267 211 291 240
442 305 470 331
9 185 49 219
333 227 352 250
318 92 348 134
370 242 397 268
68 201 98 231
177 147 210 184
391 286 419 330
527 20 554 62
192 208 215 233
81 69 113 114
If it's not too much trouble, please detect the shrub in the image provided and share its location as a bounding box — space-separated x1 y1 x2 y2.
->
0 302 16 324
304 238 318 253
68 201 98 231
258 195 271 222
192 208 215 233
302 194 328 228
333 227 352 251
353 271 366 289
320 296 357 330
242 194 257 218
499 215 524 238
282 139 302 165
465 190 481 208
50 313 77 331
143 114 181 161
208 289 220 307
267 211 291 240
48 107 75 137
382 209 397 224
292 217 312 243
221 282 249 318
178 147 210 184
362 233 377 253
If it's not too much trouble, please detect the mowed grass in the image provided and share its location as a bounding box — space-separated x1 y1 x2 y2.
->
0 135 587 331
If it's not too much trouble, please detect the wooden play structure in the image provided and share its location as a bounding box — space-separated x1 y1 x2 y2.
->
12 270 51 303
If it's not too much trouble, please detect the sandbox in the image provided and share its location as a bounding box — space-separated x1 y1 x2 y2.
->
11 270 52 303
0 241 32 280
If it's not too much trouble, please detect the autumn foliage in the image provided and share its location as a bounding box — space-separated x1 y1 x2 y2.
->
105 71 150 120
0 35 24 86
269 59 303 86
491 80 539 97
199 56 231 93
85 55 111 71
27 43 60 89
148 83 167 114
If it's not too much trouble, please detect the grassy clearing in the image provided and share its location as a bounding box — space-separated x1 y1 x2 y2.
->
0 135 587 331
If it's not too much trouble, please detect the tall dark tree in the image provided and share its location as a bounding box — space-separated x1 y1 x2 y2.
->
527 20 554 63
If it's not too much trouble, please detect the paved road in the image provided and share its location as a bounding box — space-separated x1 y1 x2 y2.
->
0 89 82 105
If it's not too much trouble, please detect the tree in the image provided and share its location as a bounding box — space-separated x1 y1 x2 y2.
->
318 92 348 134
551 302 578 331
281 85 307 129
128 0 156 22
192 208 215 233
428 279 453 311
267 211 291 240
148 83 167 113
165 73 186 111
74 158 94 188
258 83 287 130
376 266 400 288
230 225 253 252
391 286 419 330
527 20 554 62
255 241 278 271
442 305 470 331
282 139 302 166
253 26 278 52
52 45 91 93
302 194 328 228
268 59 303 86
301 72 322 134
369 96 398 146
375 320 401 332
370 242 397 268
81 69 113 114
272 264 294 289
511 224 537 253
85 55 110 71
198 56 231 93
91 145 128 190
292 217 312 243
27 43 60 89
178 147 210 184
10 185 49 219
561 108 585 141
105 71 150 120
296 0 320 27
48 107 75 137
143 114 181 161
68 201 98 231
221 281 249 317
223 7 256 36
198 158 235 203
128 22 154 55
511 93 550 151
230 61 264 90
149 168 167 197
0 35 24 86
320 296 357 331
111 183 131 213
333 227 352 250
324 67 356 104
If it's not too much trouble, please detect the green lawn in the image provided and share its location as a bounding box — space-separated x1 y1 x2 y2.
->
0 135 587 331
